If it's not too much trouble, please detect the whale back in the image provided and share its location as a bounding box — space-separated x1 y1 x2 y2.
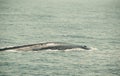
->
0 42 90 51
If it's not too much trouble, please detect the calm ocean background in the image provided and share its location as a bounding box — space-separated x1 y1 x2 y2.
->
0 0 120 76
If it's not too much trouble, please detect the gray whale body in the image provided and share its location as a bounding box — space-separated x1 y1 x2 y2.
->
0 42 90 51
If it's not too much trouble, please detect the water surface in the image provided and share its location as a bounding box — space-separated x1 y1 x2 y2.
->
0 0 120 76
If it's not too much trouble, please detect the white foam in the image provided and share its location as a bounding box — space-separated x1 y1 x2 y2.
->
90 47 98 51
6 50 18 52
46 49 59 52
64 48 85 52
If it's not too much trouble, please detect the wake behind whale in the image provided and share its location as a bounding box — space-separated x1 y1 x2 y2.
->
0 42 91 51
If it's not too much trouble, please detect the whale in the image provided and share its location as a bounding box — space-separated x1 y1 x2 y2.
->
0 42 91 51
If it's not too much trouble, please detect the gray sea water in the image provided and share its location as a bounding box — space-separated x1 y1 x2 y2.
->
0 0 120 76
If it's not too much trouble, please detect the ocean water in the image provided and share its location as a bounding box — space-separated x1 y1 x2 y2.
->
0 0 120 76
